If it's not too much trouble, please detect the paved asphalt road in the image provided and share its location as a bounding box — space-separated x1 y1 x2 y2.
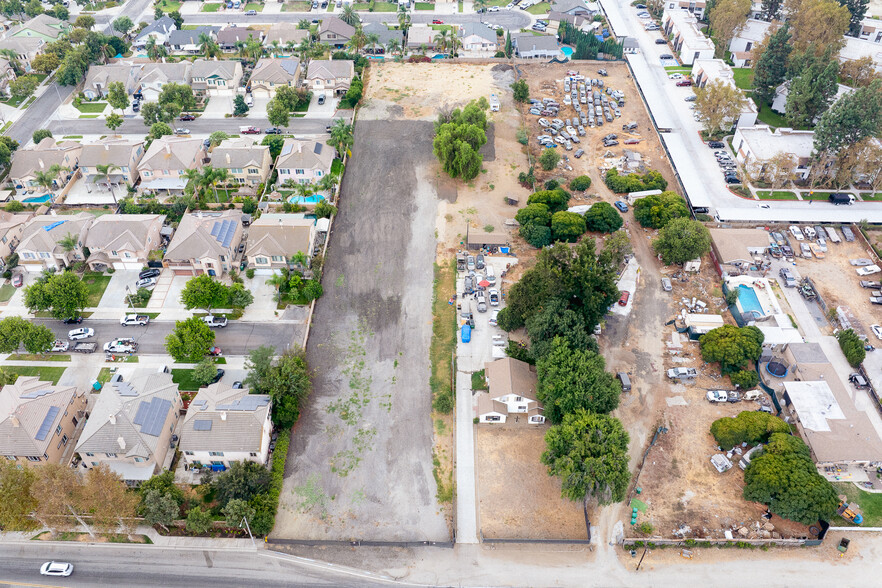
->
7 84 75 147
35 319 299 355
184 10 532 28
0 544 395 587
94 0 156 33
47 116 334 137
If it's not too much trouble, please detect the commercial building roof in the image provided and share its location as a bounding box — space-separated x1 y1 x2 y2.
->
734 126 815 162
709 227 771 264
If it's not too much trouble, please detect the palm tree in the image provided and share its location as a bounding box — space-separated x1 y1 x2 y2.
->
434 30 450 54
294 181 315 200
183 168 203 199
0 49 21 75
270 40 280 56
316 173 336 194
290 250 307 271
348 26 367 54
419 43 428 56
265 272 286 298
93 164 121 203
340 4 358 26
210 168 230 202
145 38 168 62
386 39 401 57
365 32 380 55
199 34 220 59
449 34 462 58
33 164 63 196
328 118 354 158
245 38 263 62
397 7 411 35
57 232 78 255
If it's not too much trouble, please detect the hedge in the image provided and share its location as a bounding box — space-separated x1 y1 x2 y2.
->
248 430 289 535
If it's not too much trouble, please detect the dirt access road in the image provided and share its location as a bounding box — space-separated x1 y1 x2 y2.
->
275 120 448 542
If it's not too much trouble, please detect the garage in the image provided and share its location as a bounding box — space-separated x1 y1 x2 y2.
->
113 261 143 271
172 268 196 276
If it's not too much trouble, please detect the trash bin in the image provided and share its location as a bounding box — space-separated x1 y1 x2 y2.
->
92 380 102 391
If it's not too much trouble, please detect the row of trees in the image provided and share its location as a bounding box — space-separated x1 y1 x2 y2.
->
0 316 55 354
603 169 668 193
629 192 712 265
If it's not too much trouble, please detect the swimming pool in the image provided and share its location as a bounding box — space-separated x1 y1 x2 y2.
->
561 46 574 57
22 194 52 204
736 284 764 317
287 194 323 205
432 54 449 59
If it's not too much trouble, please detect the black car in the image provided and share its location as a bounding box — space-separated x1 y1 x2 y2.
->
62 316 83 324
179 113 195 121
132 100 140 112
232 381 243 389
655 38 666 44
139 269 161 280
708 141 725 149
725 176 742 184
264 127 283 134
210 369 225 384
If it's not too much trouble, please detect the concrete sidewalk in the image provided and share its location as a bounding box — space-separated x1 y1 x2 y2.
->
0 526 258 550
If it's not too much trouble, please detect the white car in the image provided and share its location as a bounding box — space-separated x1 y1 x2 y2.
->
68 327 94 340
669 73 683 80
789 225 805 241
50 339 69 352
489 5 499 10
857 265 882 276
706 390 727 403
489 309 499 326
135 277 157 289
872 324 882 340
40 562 73 577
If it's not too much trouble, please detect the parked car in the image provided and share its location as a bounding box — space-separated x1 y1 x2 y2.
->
264 127 283 134
706 390 727 403
614 200 629 212
467 255 476 271
489 289 499 306
432 19 444 24
210 368 225 383
240 126 260 135
661 277 672 291
135 277 157 289
618 291 630 306
68 327 94 341
489 309 499 326
174 128 190 135
708 141 725 149
50 340 69 353
139 268 160 280
676 79 692 87
655 38 666 44
574 149 584 158
476 292 487 312
789 225 805 240
245 9 257 14
40 562 73 577
475 254 485 269
727 391 741 403
11 273 22 287
203 315 228 328
317 94 325 105
62 316 83 324
872 324 882 340
179 113 195 121
684 95 697 102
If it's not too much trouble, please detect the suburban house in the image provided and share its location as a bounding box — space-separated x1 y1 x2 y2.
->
732 126 816 180
164 210 243 276
168 26 220 54
771 82 853 119
511 33 562 59
78 137 145 193
858 16 882 44
276 139 334 186
263 23 310 51
137 136 207 196
82 64 141 99
133 15 177 49
217 27 263 53
690 59 757 127
362 22 404 54
0 210 30 266
551 0 598 16
0 36 44 73
663 0 707 19
137 62 192 103
9 137 81 196
249 57 301 95
546 11 598 36
75 371 182 486
179 382 272 471
305 60 354 96
406 24 436 51
0 58 16 97
662 8 715 64
191 59 243 95
5 14 69 42
0 377 87 467
245 214 317 274
476 358 546 425
458 22 498 53
209 138 272 186
318 17 355 49
84 214 165 271
16 212 93 273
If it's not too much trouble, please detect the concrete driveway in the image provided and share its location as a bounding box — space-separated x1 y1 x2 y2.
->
611 257 639 317
146 271 174 311
239 275 279 321
305 93 339 119
202 95 234 119
99 270 141 307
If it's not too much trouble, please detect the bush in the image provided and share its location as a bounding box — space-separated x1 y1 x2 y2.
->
730 370 759 390
544 179 560 191
520 222 552 248
837 328 866 367
248 430 288 535
633 191 689 229
527 189 569 213
569 175 592 191
515 203 552 227
539 148 560 171
516 128 528 144
584 202 623 233
551 211 587 242
604 168 668 193
710 411 790 450
245 268 255 279
5 201 24 212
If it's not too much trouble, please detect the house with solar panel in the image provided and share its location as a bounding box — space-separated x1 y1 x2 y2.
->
0 377 88 466
163 210 243 277
275 139 334 187
75 370 182 486
179 382 272 472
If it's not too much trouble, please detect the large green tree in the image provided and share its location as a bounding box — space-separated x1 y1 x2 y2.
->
633 191 689 229
432 100 488 181
784 46 839 128
245 348 311 429
141 489 180 530
23 271 88 321
752 23 792 106
541 409 631 504
537 337 621 424
840 0 870 36
165 317 216 363
583 202 623 234
215 461 271 507
106 80 129 113
550 210 586 242
158 82 196 113
814 80 882 155
524 298 597 360
180 274 228 314
699 324 764 374
0 459 38 531
710 411 791 449
653 218 712 265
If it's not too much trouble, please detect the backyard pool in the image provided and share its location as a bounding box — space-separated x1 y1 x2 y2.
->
22 194 52 204
561 46 574 57
736 284 765 317
432 54 449 59
287 194 323 205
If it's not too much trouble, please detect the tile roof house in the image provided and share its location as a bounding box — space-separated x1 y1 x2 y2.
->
209 138 272 187
0 35 45 73
276 139 334 186
318 17 356 49
305 59 354 95
180 382 272 470
137 136 207 196
406 24 436 50
75 371 182 486
164 210 243 276
17 212 93 273
78 137 145 193
0 210 31 268
250 57 301 95
512 33 561 59
133 15 177 49
168 26 220 54
458 22 498 53
85 214 165 271
263 24 310 50
0 377 87 466
137 62 192 103
9 137 81 196
217 27 263 52
191 58 243 95
551 0 597 16
246 214 317 274
7 14 69 42
476 358 546 424
82 64 141 99
363 22 404 53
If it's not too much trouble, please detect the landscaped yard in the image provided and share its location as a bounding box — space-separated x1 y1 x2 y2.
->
836 483 882 526
75 102 108 113
83 272 113 307
243 2 263 10
97 367 114 386
331 158 344 176
353 1 398 9
201 2 222 11
756 190 798 200
0 284 16 302
861 193 882 201
1 95 27 107
801 191 848 201
9 354 71 362
415 1 434 8
754 100 788 129
155 0 182 12
732 68 753 90
282 1 312 10
171 369 204 392
526 1 550 14
4 366 66 384
664 66 692 74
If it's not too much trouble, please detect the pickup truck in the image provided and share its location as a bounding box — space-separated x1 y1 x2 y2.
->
104 338 138 354
667 367 698 379
72 342 97 354
202 315 228 328
120 314 150 326
50 340 69 353
856 265 882 276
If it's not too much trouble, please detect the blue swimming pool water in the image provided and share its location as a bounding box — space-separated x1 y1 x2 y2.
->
432 54 449 59
561 46 574 56
287 194 323 205
22 194 51 204
736 284 764 316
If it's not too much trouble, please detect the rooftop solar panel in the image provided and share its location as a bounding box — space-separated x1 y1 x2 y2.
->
34 406 60 441
210 220 222 237
140 398 173 437
217 396 270 411
313 143 322 155
133 401 149 426
193 420 213 431
21 389 55 399
113 382 138 397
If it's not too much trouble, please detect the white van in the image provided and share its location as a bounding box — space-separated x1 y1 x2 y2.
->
486 265 496 285
245 93 254 107
742 390 762 401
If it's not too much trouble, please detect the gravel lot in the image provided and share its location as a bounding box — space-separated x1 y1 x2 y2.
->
275 121 448 542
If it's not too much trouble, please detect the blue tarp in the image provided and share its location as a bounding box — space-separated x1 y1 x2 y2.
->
43 220 66 232
211 464 226 472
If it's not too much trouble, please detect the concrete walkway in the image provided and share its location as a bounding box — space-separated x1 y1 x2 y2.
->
454 370 478 543
0 526 258 550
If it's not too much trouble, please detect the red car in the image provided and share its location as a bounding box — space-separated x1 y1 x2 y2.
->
241 127 261 135
618 291 630 306
179 113 195 121
432 19 444 24
208 346 222 356
11 273 22 287
676 79 692 87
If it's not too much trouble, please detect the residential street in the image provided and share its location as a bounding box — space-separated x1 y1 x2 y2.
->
182 11 532 29
47 116 334 137
6 83 75 147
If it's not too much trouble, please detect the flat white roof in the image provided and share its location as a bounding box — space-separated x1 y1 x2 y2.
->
840 36 882 68
783 380 844 432
735 126 815 161
737 19 772 43
665 9 715 50
693 58 734 83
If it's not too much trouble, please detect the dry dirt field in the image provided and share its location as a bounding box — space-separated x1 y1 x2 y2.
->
476 425 588 540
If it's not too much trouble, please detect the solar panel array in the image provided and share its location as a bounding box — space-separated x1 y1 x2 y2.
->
21 389 55 399
191 398 208 411
210 219 237 248
133 398 173 437
217 396 270 412
34 406 60 441
313 143 323 155
193 419 213 431
112 382 138 397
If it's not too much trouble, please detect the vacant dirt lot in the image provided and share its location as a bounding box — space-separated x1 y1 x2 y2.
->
276 120 448 542
476 425 588 540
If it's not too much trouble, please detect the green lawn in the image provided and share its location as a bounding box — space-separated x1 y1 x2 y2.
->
415 1 434 8
156 0 183 12
5 366 66 384
353 1 398 9
756 190 797 200
1 95 27 108
835 483 882 526
282 1 312 11
243 2 263 10
0 284 16 302
201 2 222 11
83 272 112 307
802 191 848 201
430 24 454 32
526 1 550 14
79 115 100 119
96 367 114 386
754 100 788 129
75 102 108 113
331 158 344 176
171 368 212 391
732 67 753 90
861 193 882 201
9 354 71 362
664 66 692 73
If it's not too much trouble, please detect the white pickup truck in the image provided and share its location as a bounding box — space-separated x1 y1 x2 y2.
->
104 338 138 354
667 367 698 379
120 314 150 326
202 315 228 328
